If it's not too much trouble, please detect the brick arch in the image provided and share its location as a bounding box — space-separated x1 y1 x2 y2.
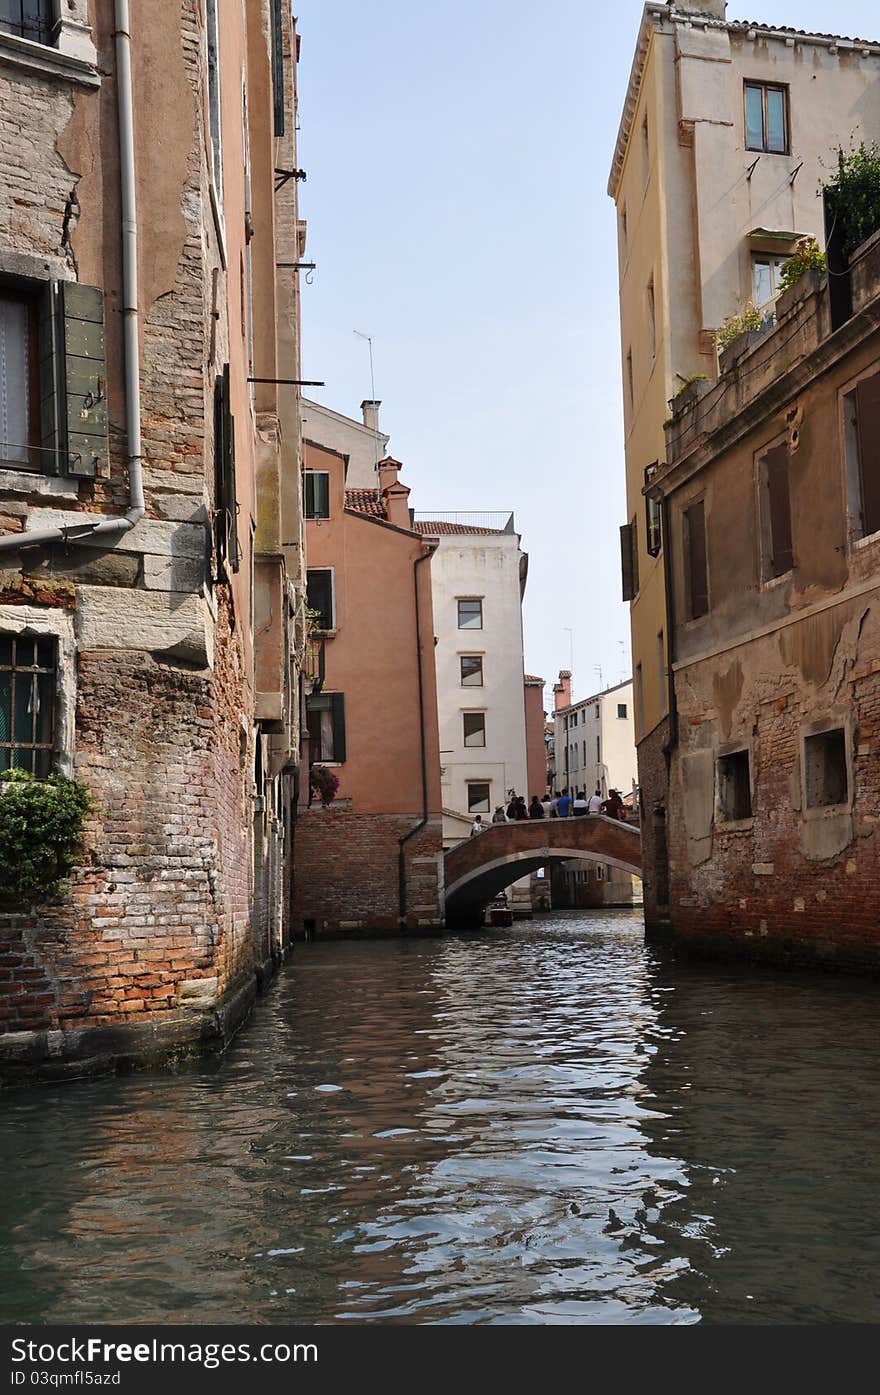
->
444 817 641 923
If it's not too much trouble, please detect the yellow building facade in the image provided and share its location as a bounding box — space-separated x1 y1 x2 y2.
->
609 0 880 925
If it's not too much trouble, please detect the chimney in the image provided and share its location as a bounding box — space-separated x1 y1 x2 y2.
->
673 0 727 16
378 456 411 528
553 669 572 711
361 400 381 434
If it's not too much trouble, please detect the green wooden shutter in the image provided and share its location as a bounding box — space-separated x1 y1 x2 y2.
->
60 282 107 478
214 365 240 574
38 283 64 474
620 524 635 602
330 693 346 763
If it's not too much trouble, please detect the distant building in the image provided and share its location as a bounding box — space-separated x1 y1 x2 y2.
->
552 675 637 802
550 672 639 908
295 404 444 934
609 0 880 931
524 675 547 800
413 513 529 846
654 223 880 970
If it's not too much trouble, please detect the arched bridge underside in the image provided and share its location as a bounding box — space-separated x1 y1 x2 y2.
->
444 817 642 926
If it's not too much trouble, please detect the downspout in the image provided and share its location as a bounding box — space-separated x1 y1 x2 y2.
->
398 543 436 928
0 0 144 558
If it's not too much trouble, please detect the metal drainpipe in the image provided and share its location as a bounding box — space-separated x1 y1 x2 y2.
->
398 544 436 929
0 0 144 558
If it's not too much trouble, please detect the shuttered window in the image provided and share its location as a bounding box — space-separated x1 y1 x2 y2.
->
620 520 639 601
269 0 285 137
304 471 330 519
854 373 880 539
0 279 108 479
683 500 709 619
214 366 240 574
0 1 55 45
306 692 346 763
759 443 794 578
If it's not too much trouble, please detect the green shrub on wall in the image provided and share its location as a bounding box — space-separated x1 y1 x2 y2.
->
822 143 880 260
0 769 93 907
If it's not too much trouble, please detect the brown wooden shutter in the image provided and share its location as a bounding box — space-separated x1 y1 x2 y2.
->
856 374 880 537
685 500 709 618
213 365 240 574
763 443 793 576
620 524 635 601
330 693 346 763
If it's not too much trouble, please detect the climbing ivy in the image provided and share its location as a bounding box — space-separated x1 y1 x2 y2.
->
0 769 94 907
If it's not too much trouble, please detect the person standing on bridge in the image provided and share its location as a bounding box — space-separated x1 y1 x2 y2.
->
557 788 572 818
528 795 544 819
601 789 625 820
588 787 603 815
573 789 588 817
492 805 508 824
470 814 486 836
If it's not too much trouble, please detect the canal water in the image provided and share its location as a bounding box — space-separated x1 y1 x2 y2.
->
2 910 879 1325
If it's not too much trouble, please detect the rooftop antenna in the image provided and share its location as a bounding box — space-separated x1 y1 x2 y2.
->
353 329 381 498
618 639 626 681
595 664 603 692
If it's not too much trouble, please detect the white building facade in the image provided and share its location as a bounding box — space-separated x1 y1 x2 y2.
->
553 677 637 801
415 514 529 848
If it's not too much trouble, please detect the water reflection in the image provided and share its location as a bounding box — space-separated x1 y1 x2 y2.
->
0 912 878 1324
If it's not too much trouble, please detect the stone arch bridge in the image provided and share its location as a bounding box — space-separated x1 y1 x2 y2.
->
444 817 642 927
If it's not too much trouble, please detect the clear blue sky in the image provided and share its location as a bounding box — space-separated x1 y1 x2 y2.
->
293 0 880 708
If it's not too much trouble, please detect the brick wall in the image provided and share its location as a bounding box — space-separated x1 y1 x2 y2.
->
293 807 444 935
666 614 880 973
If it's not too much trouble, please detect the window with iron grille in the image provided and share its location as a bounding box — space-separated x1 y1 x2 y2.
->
0 0 56 46
0 634 56 778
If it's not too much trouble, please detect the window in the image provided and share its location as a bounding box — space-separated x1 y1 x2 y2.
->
581 710 585 724
457 598 483 629
205 0 223 199
595 704 599 719
744 81 789 155
214 366 240 573
843 373 880 541
752 254 790 310
0 634 56 778
646 277 656 366
306 569 334 631
269 0 285 136
645 464 662 557
582 740 586 767
758 442 793 579
0 280 107 479
463 712 486 748
620 205 628 264
304 472 330 520
717 750 752 822
683 500 709 619
596 735 601 762
306 692 346 764
467 782 490 814
0 291 38 468
460 655 483 687
617 703 627 719
0 1 55 45
642 114 650 190
625 348 634 419
596 864 605 882
804 728 848 808
620 519 639 601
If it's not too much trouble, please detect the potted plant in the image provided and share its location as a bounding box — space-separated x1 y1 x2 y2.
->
775 238 827 318
309 764 339 808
